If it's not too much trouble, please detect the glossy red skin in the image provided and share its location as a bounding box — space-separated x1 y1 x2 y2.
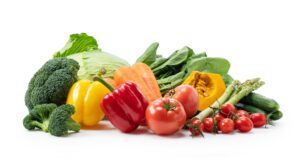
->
214 114 225 123
221 103 237 117
218 118 234 133
101 82 149 133
235 117 253 133
250 113 267 128
146 98 186 135
203 118 214 132
165 85 199 119
188 118 203 136
236 110 250 118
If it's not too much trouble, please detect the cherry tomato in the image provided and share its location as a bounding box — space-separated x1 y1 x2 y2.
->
236 110 250 118
221 103 236 117
235 117 253 133
218 118 234 133
188 118 203 136
165 85 199 118
203 118 214 132
250 113 267 128
214 114 225 123
146 98 186 135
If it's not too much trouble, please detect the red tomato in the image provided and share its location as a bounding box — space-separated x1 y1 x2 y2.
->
218 118 234 133
250 113 267 128
146 98 186 135
203 118 214 132
235 117 253 133
214 114 225 123
165 85 199 118
221 103 236 117
236 110 250 118
188 118 203 136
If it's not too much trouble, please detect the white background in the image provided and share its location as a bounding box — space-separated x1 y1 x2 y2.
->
0 0 299 164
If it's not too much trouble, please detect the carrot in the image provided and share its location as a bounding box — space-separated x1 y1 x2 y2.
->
132 63 161 100
113 63 161 102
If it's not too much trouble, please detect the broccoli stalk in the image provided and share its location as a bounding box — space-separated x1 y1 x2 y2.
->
23 103 57 132
48 104 80 136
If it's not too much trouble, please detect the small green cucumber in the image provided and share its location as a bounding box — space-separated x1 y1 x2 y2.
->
235 103 266 114
240 93 280 112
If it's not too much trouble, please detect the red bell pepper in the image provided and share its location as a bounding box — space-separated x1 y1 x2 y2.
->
100 81 149 133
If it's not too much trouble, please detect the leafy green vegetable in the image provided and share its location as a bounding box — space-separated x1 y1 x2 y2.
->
222 74 234 85
150 57 168 69
184 57 231 79
52 33 129 80
157 71 185 85
153 46 194 76
53 33 98 58
136 42 159 65
66 50 129 80
25 58 79 110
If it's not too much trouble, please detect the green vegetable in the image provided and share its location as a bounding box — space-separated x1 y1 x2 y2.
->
48 104 80 136
66 50 129 80
150 57 167 69
23 104 80 136
269 111 283 121
153 46 194 76
23 104 57 132
222 74 234 86
235 103 266 115
157 71 185 85
25 58 79 110
241 92 280 112
160 78 184 95
196 78 264 122
53 33 98 58
136 42 159 65
52 33 129 80
184 57 231 79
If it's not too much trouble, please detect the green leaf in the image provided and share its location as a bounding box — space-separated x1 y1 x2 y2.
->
153 46 193 73
136 42 159 65
185 57 231 77
53 33 99 58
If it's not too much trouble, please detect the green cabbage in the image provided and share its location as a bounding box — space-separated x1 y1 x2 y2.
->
66 50 129 80
53 33 129 80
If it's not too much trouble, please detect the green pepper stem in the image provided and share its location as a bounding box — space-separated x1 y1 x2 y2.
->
93 77 115 92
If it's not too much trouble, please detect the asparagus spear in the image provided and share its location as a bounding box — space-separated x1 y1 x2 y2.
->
195 78 264 122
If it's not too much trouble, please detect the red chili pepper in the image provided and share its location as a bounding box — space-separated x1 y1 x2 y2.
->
100 81 149 133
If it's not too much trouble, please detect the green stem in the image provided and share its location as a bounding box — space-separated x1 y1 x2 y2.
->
32 120 49 132
93 76 115 92
195 80 240 122
66 119 81 132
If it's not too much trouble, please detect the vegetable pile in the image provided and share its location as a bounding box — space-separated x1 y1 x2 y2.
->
23 33 283 137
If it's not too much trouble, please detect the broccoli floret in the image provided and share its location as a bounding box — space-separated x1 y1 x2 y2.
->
25 58 79 111
48 104 80 136
23 103 57 132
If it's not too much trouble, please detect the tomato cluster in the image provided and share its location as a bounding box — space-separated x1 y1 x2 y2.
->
188 103 267 136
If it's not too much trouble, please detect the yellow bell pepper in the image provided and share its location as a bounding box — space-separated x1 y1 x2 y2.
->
66 80 111 126
182 71 226 111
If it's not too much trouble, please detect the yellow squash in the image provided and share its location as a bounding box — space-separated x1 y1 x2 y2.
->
67 80 111 126
182 71 226 111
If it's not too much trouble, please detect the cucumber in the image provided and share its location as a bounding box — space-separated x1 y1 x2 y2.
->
235 103 266 114
269 111 283 121
240 92 280 112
